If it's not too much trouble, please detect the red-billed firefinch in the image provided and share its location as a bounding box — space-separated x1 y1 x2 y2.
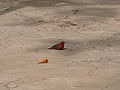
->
48 41 65 50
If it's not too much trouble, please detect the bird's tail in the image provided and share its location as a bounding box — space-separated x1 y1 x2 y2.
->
48 47 52 49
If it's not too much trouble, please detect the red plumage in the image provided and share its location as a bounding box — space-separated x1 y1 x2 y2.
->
48 41 65 50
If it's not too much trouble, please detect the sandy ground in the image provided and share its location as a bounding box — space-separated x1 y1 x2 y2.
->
0 0 120 90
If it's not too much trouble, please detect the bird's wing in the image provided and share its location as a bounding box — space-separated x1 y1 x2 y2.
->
48 44 58 49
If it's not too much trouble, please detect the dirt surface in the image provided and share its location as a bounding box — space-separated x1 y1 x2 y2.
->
0 0 120 90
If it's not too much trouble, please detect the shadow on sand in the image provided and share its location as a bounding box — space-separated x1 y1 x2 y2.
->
0 0 120 16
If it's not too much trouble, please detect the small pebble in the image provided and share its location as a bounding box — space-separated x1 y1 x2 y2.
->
7 82 18 88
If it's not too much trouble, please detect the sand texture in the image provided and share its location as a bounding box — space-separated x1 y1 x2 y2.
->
0 0 120 90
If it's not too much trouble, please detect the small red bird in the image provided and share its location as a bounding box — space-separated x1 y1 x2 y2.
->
48 41 65 50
